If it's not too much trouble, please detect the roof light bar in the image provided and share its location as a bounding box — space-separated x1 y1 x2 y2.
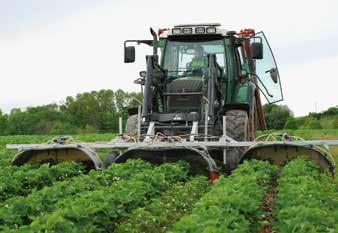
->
174 23 221 28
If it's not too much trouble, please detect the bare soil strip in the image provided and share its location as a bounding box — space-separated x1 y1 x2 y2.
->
260 175 278 233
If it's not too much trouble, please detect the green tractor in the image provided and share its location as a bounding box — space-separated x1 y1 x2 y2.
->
119 24 281 171
9 24 336 179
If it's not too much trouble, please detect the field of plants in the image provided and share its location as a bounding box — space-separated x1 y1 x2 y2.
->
0 133 337 233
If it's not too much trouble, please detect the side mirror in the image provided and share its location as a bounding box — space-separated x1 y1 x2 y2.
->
266 68 279 83
251 42 263 59
270 68 278 83
124 46 135 63
139 71 146 78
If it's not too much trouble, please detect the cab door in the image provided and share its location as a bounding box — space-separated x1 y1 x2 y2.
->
252 32 283 103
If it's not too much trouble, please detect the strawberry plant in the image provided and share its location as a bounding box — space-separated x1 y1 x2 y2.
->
0 162 84 202
273 157 337 233
115 176 210 233
14 162 189 233
170 160 278 233
0 159 154 230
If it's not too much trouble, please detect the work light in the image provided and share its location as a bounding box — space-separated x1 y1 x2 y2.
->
172 28 182 34
182 28 193 34
195 27 205 34
206 27 217 33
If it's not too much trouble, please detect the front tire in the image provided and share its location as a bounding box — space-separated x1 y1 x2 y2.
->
125 114 138 134
226 110 250 141
225 110 251 170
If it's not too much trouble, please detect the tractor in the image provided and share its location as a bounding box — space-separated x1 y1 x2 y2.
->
8 24 336 179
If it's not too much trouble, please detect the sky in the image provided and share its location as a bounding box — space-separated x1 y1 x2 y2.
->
0 0 337 116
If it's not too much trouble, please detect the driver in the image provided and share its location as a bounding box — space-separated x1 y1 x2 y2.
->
187 45 208 76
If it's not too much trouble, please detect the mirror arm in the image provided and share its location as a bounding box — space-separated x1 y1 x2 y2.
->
255 74 274 97
249 78 271 102
248 73 274 98
150 28 158 56
153 63 166 75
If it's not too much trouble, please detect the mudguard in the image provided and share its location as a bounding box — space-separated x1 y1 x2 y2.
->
114 147 218 179
12 145 104 170
240 142 336 175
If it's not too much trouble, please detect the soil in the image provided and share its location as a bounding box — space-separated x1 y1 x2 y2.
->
260 175 278 233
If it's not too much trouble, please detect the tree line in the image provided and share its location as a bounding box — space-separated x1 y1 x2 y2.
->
0 90 336 135
0 89 142 135
264 104 338 130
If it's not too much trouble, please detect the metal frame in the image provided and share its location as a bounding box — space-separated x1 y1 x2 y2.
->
7 140 338 150
7 127 337 176
7 135 338 174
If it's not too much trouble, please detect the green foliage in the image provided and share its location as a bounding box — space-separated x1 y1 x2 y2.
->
284 116 298 129
49 121 78 135
0 89 143 135
264 105 337 130
333 117 338 128
0 160 155 230
273 157 338 233
116 176 210 233
0 110 7 133
0 162 84 203
308 106 338 119
263 104 293 130
170 160 278 233
13 162 188 232
284 116 308 129
297 106 338 129
301 116 323 129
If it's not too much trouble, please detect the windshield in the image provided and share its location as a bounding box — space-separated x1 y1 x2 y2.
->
163 39 225 78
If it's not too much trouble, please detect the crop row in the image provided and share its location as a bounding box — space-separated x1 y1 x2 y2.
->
0 159 158 230
115 175 210 233
169 160 278 232
0 162 84 202
273 157 337 232
10 162 189 232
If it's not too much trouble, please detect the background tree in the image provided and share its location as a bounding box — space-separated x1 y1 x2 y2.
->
263 104 293 130
0 91 335 135
0 110 7 133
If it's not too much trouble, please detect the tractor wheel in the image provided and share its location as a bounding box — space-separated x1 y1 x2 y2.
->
226 110 250 141
125 114 138 134
225 110 250 170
